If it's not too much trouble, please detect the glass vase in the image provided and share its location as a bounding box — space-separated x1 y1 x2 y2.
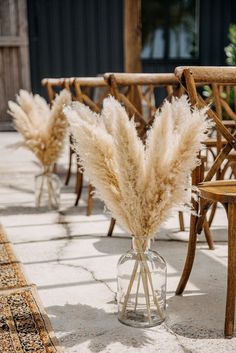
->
35 166 61 209
117 236 166 328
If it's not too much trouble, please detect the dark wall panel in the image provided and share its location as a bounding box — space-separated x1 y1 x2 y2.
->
27 0 124 95
199 0 232 66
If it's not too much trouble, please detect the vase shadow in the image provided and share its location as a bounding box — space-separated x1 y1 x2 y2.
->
47 302 155 351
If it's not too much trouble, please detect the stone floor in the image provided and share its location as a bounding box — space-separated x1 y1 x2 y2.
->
0 132 236 352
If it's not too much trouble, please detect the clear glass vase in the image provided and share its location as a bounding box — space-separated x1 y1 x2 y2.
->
117 236 167 328
35 166 61 209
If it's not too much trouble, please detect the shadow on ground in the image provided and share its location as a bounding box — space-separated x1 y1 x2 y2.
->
92 236 231 339
47 303 155 352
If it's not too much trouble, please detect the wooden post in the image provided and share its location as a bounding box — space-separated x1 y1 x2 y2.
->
0 0 31 130
124 0 142 73
123 0 142 118
18 0 31 92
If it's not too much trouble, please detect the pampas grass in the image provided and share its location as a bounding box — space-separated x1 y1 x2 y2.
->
8 89 71 208
8 89 71 168
65 95 211 238
64 95 211 325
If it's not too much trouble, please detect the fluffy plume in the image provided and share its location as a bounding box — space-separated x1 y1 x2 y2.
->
8 89 71 167
65 95 211 238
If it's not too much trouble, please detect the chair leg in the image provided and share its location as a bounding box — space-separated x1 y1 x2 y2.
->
65 146 73 186
107 218 116 237
196 199 215 250
178 211 185 231
208 202 217 227
225 203 236 338
176 213 198 295
203 219 214 250
74 170 83 206
86 184 94 216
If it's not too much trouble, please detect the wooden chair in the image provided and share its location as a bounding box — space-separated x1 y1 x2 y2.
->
41 77 72 103
199 180 236 338
42 77 109 216
174 66 236 338
197 81 236 229
42 77 77 184
104 72 187 237
71 77 109 214
41 77 73 178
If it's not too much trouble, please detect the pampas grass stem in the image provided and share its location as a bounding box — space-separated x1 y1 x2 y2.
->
37 175 45 207
140 262 152 324
135 240 164 320
134 266 141 312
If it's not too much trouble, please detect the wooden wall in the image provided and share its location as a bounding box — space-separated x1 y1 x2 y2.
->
0 0 30 130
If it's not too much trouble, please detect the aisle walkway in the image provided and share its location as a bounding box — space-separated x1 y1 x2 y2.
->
0 132 235 353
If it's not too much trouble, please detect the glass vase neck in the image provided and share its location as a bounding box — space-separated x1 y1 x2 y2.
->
42 164 53 175
132 236 150 253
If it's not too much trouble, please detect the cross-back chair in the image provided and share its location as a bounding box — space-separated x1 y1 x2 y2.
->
174 66 236 338
41 77 74 177
42 77 109 216
104 72 183 136
41 77 72 102
71 77 109 214
203 82 236 228
42 77 75 184
104 72 191 238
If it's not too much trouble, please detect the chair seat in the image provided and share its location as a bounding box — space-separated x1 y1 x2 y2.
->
199 180 236 204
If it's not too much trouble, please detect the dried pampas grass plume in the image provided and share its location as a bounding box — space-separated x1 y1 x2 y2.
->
65 95 211 238
8 89 71 167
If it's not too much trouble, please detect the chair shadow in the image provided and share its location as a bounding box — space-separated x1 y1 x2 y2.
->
0 205 51 215
166 294 227 339
159 237 233 339
1 183 34 195
92 236 130 255
47 302 155 351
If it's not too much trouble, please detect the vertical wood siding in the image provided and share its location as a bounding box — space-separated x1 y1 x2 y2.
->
0 0 30 130
27 0 124 95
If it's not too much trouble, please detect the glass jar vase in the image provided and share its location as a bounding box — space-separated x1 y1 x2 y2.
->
117 236 166 328
35 166 61 209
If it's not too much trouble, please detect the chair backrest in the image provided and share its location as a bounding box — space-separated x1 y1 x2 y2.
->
41 78 72 104
73 77 108 113
104 72 181 137
175 66 236 185
41 77 109 113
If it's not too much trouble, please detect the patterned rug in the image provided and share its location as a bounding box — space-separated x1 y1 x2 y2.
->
0 224 63 353
0 223 11 244
0 241 19 265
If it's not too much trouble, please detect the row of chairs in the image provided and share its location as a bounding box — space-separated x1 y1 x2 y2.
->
41 70 236 241
42 67 236 337
42 73 185 232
